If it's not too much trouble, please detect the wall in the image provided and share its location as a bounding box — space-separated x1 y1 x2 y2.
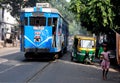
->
116 33 120 65
0 8 4 40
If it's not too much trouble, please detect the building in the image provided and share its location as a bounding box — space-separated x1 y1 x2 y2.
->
0 5 17 42
0 8 3 41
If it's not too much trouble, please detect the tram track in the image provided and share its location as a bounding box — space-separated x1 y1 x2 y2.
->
25 60 53 83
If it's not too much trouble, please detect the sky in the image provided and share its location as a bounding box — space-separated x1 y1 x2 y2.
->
66 0 70 2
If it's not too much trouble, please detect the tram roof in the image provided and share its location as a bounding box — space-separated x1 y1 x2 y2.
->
21 3 68 24
21 7 61 15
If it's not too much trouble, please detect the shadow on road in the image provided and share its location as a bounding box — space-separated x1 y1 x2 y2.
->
0 52 54 63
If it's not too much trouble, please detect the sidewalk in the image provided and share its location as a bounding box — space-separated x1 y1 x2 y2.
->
0 47 20 57
0 40 4 48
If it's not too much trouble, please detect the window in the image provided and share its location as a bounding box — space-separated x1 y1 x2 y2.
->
48 18 58 27
52 18 58 34
80 40 94 48
30 17 46 26
53 18 57 27
48 18 52 26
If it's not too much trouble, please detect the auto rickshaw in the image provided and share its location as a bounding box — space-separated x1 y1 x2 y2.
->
71 35 96 63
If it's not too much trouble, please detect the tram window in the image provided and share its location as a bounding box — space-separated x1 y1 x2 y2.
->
48 18 52 26
52 18 57 34
30 17 46 26
53 18 57 27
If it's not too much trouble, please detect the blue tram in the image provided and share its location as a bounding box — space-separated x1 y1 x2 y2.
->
20 3 69 59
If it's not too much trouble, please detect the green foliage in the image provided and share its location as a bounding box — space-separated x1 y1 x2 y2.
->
111 0 120 33
69 0 85 21
49 0 75 22
69 0 115 34
0 0 3 2
86 0 114 30
49 0 79 34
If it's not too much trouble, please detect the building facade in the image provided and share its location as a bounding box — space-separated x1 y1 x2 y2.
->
0 5 17 42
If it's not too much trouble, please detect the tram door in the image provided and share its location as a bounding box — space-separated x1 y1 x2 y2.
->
52 18 57 47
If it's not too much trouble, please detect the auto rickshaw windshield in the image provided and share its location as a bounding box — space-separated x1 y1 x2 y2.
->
80 40 95 48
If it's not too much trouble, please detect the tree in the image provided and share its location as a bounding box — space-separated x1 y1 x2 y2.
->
49 0 79 34
111 0 120 33
0 0 3 3
50 0 75 22
69 0 85 21
0 0 49 19
0 0 25 20
69 0 115 34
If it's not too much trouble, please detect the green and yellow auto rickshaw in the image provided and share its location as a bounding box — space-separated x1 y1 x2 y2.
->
71 35 96 63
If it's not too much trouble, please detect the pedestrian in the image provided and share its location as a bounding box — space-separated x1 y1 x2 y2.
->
100 44 110 80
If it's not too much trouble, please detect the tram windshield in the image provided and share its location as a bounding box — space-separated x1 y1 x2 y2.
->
30 17 46 26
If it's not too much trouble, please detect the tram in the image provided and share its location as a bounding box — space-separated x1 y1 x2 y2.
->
20 3 69 59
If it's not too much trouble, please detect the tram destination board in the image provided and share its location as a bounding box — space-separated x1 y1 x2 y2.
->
32 12 44 17
36 3 51 8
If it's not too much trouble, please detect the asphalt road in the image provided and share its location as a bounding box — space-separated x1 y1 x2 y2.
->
0 47 119 83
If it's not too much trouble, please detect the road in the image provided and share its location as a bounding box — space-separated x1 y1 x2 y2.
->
0 47 119 83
